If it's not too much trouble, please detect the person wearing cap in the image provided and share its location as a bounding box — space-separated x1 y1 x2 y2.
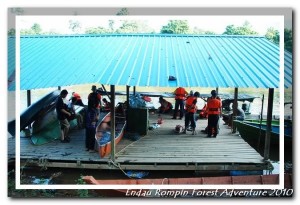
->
55 89 71 143
88 85 102 115
206 90 222 137
172 87 188 120
158 96 173 114
183 91 200 135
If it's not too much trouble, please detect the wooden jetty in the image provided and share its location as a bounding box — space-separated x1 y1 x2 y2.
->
8 112 269 172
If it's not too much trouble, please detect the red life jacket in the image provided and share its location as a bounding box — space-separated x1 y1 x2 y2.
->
207 97 222 115
175 87 187 100
185 96 197 113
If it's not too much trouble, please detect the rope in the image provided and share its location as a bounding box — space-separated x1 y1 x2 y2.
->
108 159 133 178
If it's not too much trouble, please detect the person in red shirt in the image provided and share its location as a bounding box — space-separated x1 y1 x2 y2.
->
70 92 85 106
158 97 173 114
172 87 188 120
206 90 222 138
88 85 102 115
183 91 200 135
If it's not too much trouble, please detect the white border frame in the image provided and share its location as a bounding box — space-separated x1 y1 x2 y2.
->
15 14 285 191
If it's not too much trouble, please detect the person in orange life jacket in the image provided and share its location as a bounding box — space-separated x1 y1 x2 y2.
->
70 92 85 106
88 85 102 115
158 97 173 114
102 98 111 111
201 94 222 134
183 91 200 135
172 87 188 120
206 90 222 138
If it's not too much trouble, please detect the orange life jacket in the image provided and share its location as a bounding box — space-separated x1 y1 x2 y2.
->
185 96 197 113
175 87 187 100
207 97 222 115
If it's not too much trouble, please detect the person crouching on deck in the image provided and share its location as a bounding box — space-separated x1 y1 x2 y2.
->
183 91 200 135
56 89 71 143
85 105 99 153
207 90 222 138
158 97 173 114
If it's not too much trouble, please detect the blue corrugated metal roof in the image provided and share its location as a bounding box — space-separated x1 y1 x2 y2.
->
8 34 292 90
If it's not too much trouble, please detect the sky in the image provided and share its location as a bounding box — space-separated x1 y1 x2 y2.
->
19 15 283 35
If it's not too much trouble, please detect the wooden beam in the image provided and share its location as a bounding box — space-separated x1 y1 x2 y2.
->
110 85 116 162
133 86 136 95
26 90 31 107
27 90 31 128
232 87 238 133
264 88 274 160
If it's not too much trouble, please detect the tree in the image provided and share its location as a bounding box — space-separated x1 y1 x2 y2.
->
20 23 43 35
265 27 279 45
284 28 292 53
116 20 155 33
69 20 82 34
223 21 258 35
31 23 42 34
85 26 109 34
8 28 15 36
108 20 115 32
160 20 190 34
193 27 216 35
116 8 129 15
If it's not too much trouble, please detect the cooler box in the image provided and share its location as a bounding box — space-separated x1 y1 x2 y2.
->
127 108 149 135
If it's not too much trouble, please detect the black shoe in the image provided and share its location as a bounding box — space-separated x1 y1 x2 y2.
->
171 117 176 119
206 135 211 138
65 136 71 142
213 135 217 138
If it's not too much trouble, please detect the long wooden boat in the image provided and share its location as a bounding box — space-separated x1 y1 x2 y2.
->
95 111 126 158
8 90 60 137
83 174 292 197
233 119 292 160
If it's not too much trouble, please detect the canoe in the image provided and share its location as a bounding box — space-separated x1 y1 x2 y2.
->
95 111 126 158
30 105 85 145
7 90 60 137
233 119 292 160
82 174 292 197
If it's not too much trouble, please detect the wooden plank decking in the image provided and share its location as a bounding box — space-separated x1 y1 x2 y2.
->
8 112 267 171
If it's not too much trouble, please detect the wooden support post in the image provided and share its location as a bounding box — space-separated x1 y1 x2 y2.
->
58 86 61 90
216 87 219 95
26 90 31 107
264 88 274 160
126 85 130 128
110 85 116 162
232 87 238 133
133 86 136 95
27 90 31 128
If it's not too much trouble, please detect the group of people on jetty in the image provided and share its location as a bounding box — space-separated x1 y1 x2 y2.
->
55 85 245 151
55 85 105 153
158 87 245 137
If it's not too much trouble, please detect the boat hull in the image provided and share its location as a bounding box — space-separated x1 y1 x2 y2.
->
83 174 292 197
95 112 126 158
233 120 292 160
7 90 60 136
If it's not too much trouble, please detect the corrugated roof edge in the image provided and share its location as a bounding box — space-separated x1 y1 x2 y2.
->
17 33 267 38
